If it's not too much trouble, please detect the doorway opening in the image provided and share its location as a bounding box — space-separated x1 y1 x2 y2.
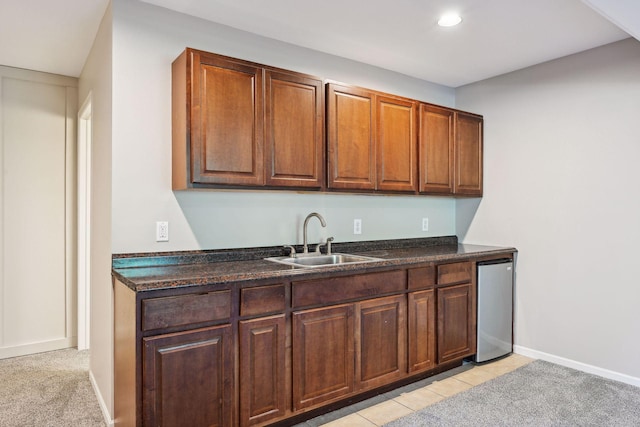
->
77 94 92 350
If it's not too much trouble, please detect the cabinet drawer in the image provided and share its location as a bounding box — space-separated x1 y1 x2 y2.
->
437 262 471 285
408 266 436 290
240 284 286 317
142 290 231 331
293 270 405 308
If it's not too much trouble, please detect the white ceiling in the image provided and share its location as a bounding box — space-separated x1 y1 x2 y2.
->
0 0 637 87
0 0 110 77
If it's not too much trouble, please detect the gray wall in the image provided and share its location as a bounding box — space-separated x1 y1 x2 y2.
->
456 38 640 383
94 0 458 420
78 2 113 419
90 3 640 422
111 0 457 254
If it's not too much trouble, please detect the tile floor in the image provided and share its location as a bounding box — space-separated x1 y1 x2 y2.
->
296 353 534 427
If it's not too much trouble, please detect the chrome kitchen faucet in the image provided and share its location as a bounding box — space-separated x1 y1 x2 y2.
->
302 212 326 253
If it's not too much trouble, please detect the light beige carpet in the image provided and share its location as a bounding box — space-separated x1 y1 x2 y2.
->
0 348 105 427
385 360 640 427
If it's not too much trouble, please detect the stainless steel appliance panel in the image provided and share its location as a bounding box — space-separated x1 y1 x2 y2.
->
475 259 513 362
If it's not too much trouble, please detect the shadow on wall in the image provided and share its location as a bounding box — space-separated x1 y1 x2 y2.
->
174 190 458 250
456 197 482 242
172 190 304 250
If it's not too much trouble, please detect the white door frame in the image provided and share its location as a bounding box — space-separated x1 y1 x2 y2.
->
77 93 92 350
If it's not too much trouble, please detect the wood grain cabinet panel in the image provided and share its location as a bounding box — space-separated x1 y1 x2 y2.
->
172 48 324 190
376 96 418 192
327 83 418 193
408 289 436 372
292 304 355 410
292 269 406 308
327 84 376 190
408 266 436 290
189 50 264 186
141 290 231 332
173 48 483 196
265 71 324 188
142 325 233 427
455 112 483 196
437 283 475 363
356 295 407 389
240 284 286 317
437 262 472 285
239 315 286 426
419 105 483 196
419 104 454 193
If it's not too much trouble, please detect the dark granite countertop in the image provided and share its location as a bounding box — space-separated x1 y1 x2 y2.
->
112 236 516 292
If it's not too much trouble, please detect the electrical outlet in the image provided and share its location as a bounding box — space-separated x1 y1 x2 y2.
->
156 221 169 242
422 217 429 232
353 219 362 235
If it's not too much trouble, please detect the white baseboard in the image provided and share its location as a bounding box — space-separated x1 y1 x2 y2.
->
0 337 77 359
90 369 115 427
514 345 640 387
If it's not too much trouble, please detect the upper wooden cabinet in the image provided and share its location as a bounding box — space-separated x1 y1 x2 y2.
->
419 105 483 196
327 83 417 192
419 104 454 194
172 48 324 190
326 84 376 190
454 112 483 196
376 95 418 192
265 70 324 188
172 48 482 196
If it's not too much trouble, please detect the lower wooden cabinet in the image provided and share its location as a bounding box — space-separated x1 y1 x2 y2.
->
356 295 407 389
292 295 408 411
437 283 475 363
142 325 233 427
408 289 436 372
115 255 500 426
239 315 286 426
292 304 355 410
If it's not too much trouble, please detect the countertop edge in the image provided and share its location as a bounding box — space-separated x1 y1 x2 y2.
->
112 242 517 293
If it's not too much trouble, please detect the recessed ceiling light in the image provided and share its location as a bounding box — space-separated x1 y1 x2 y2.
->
438 13 462 27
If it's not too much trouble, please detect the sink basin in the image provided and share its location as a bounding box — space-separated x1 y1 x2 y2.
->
266 253 382 268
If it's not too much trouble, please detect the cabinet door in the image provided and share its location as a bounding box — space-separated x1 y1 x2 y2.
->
437 283 475 363
143 325 233 427
191 51 264 186
239 315 286 426
327 84 376 190
356 295 407 390
454 112 483 195
292 304 355 410
376 95 418 192
419 104 454 194
265 70 324 188
408 289 436 372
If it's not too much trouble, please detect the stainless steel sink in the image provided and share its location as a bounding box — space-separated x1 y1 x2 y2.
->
265 253 382 268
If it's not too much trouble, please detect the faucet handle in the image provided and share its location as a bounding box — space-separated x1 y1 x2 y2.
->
315 237 335 255
284 245 297 258
326 237 334 255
